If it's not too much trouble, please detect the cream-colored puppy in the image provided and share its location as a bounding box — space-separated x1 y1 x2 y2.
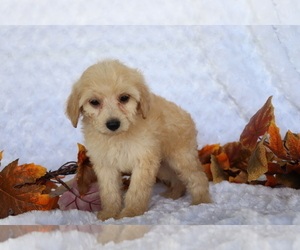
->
66 60 211 221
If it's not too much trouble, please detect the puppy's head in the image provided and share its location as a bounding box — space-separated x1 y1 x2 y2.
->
66 60 151 134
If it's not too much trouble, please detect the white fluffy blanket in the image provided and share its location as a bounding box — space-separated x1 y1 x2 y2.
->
1 24 300 249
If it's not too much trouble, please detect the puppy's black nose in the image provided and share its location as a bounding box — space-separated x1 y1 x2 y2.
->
106 119 121 131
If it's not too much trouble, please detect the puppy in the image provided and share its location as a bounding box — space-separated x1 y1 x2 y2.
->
66 59 211 221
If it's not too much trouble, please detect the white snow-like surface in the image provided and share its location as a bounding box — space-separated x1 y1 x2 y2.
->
1 26 300 249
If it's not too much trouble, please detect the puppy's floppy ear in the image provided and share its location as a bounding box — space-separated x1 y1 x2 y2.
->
137 82 151 119
66 83 82 128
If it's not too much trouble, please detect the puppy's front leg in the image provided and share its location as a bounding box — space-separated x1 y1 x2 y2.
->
95 166 122 221
118 162 159 219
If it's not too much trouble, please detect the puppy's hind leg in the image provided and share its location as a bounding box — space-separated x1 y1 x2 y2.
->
157 162 186 200
168 152 211 205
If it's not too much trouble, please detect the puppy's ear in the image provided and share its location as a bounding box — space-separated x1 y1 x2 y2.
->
138 83 151 119
66 84 82 128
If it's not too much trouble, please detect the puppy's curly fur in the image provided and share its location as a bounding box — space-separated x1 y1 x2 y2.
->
66 60 211 220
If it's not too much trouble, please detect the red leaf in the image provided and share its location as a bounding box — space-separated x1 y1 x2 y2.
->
240 96 274 150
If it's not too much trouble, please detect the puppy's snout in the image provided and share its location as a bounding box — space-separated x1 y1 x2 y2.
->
106 119 121 131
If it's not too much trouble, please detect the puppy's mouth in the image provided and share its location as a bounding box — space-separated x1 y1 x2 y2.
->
105 118 121 132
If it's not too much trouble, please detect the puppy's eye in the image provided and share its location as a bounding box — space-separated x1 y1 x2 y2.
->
90 100 100 106
119 95 130 103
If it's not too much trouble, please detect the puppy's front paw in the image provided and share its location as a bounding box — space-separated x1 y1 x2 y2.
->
97 210 118 221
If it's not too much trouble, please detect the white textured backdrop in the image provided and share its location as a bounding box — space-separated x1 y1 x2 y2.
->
1 26 300 168
1 0 300 24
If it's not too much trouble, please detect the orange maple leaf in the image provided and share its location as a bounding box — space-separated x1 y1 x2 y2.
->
198 144 220 164
215 152 230 170
0 159 58 219
240 96 274 151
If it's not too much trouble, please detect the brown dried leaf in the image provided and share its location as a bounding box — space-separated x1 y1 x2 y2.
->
275 172 300 189
240 96 274 151
267 162 285 174
229 170 248 184
247 140 268 181
286 163 300 175
210 154 228 183
202 163 213 181
76 143 97 196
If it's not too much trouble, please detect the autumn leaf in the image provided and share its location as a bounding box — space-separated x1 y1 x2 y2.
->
267 162 285 175
57 143 101 212
215 152 230 170
221 142 251 171
202 163 213 181
285 130 300 161
58 179 101 212
229 170 248 184
76 143 97 196
0 151 3 162
240 96 274 151
285 163 300 175
265 174 278 187
266 120 287 159
198 96 300 190
247 139 268 182
0 159 58 219
275 172 300 189
210 154 229 183
198 144 220 164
